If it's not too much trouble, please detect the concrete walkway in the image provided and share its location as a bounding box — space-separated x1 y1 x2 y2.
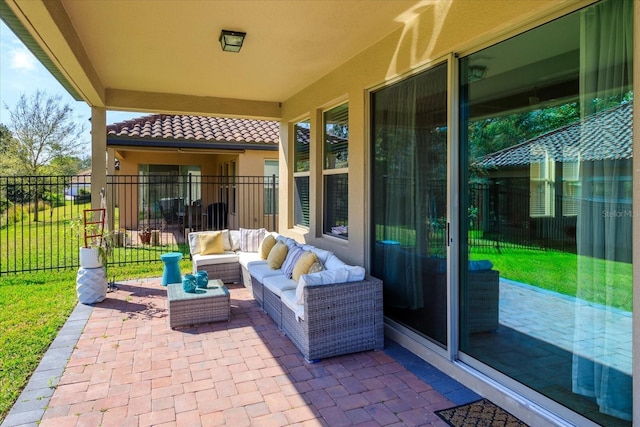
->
500 279 632 375
2 278 479 427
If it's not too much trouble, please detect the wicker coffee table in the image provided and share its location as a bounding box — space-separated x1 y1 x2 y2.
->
167 279 230 328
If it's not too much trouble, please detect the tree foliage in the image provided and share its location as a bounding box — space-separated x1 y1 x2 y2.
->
0 124 22 175
3 90 86 176
468 102 580 162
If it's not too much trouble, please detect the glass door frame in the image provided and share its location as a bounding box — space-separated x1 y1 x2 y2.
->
367 2 635 425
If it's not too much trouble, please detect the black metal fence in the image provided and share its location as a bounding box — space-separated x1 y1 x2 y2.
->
375 177 584 255
0 174 278 275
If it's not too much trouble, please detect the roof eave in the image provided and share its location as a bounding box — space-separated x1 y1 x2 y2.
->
106 137 278 151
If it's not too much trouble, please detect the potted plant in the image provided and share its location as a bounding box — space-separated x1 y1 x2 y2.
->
69 208 115 304
69 209 115 268
139 226 152 244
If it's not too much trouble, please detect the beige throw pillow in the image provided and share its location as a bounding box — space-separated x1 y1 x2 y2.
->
267 241 288 269
292 251 318 282
259 234 277 260
199 231 224 255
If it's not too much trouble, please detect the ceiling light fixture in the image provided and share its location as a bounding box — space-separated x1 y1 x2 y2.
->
219 30 246 53
468 65 488 82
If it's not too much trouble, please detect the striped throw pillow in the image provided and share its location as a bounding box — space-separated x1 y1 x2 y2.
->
281 246 305 279
240 228 266 252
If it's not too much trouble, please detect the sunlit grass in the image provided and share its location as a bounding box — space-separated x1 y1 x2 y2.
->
0 260 191 422
470 248 632 312
1 200 186 273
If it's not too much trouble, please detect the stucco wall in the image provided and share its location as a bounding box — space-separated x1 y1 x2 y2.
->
278 0 591 267
113 149 278 229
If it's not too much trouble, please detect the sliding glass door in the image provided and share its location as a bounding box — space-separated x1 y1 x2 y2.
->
459 0 632 425
371 63 448 346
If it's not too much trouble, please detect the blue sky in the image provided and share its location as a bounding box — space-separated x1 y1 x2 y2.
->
0 20 141 148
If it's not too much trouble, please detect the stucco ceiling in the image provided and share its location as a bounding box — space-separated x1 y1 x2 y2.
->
2 0 576 120
2 0 424 118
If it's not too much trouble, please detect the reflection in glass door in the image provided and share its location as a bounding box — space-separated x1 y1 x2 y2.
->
459 1 632 425
371 63 448 346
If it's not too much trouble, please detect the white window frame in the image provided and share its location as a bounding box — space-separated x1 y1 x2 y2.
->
322 102 349 239
293 119 311 228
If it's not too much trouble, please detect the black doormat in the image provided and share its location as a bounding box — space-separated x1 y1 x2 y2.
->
435 398 529 427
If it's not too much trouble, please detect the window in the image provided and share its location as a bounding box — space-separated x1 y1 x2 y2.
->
562 161 580 216
529 152 555 217
370 63 448 345
138 164 201 226
264 160 279 215
323 104 349 238
294 119 310 227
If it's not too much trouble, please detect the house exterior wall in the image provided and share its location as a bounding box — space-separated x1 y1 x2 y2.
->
277 0 637 425
114 149 278 230
278 0 593 266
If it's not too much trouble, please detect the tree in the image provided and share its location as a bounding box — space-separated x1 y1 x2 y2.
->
4 90 86 176
3 91 87 220
43 155 88 176
0 123 11 150
0 124 22 175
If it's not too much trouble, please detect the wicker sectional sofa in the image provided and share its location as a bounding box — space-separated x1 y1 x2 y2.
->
188 229 259 286
188 229 384 362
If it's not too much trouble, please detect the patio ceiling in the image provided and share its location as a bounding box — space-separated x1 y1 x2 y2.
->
1 0 425 119
1 0 571 120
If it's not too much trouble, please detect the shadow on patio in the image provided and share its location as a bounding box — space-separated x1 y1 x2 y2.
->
4 278 480 427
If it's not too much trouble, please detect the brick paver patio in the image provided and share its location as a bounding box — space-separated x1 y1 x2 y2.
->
5 278 478 427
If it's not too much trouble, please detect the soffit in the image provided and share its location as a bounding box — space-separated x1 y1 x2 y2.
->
2 0 576 119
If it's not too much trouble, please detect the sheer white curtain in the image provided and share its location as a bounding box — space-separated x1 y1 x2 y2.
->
374 76 422 309
573 0 633 420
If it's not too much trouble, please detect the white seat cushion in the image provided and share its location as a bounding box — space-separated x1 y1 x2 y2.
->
192 251 238 266
281 289 304 321
238 251 263 269
249 263 284 282
263 275 297 297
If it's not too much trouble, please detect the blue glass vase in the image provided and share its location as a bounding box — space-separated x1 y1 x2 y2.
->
196 270 209 288
182 274 197 293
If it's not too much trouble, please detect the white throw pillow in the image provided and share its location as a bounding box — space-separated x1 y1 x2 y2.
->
188 230 231 254
345 265 365 282
295 268 350 304
324 253 347 270
240 228 267 252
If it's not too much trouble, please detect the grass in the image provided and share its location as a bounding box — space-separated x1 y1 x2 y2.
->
470 248 632 312
1 200 183 274
376 225 632 312
0 260 192 422
1 201 84 272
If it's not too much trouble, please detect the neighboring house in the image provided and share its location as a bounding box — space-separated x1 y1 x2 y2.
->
64 169 91 203
106 114 279 230
474 103 633 261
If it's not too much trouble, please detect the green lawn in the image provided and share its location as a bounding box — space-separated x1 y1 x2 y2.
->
0 260 191 422
1 200 185 274
375 225 632 312
471 248 632 312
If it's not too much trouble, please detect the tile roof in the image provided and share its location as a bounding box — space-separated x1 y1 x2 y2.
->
295 125 348 146
106 114 279 145
475 103 632 168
